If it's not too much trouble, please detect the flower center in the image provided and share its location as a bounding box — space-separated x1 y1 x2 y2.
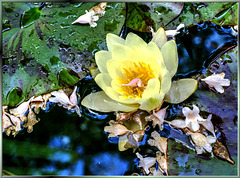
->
117 60 156 99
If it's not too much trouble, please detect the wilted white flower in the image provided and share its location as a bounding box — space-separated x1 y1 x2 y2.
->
145 106 168 130
72 2 107 28
104 120 131 137
182 105 205 131
136 152 156 174
190 133 216 154
199 114 216 138
9 97 33 118
148 131 168 155
201 73 230 93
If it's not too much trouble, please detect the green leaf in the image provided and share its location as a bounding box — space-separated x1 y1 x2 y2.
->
21 7 41 28
58 68 80 87
81 91 138 112
164 78 198 104
6 87 25 106
2 2 125 106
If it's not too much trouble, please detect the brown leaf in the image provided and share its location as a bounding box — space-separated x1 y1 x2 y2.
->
212 140 234 164
116 110 136 123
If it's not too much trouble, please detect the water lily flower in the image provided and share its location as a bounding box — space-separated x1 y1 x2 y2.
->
201 73 230 93
82 28 198 112
182 105 205 131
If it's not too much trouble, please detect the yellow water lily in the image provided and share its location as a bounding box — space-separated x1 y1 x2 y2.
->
82 28 198 112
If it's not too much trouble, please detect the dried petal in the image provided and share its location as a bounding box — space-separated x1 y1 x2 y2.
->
165 119 186 129
212 140 234 164
199 114 216 138
2 112 12 132
149 167 164 176
104 120 130 137
90 2 107 16
145 106 168 130
25 107 38 133
9 97 33 118
49 90 73 107
201 73 230 93
69 86 78 106
42 93 51 110
190 133 213 153
136 152 156 174
8 114 22 132
182 105 205 131
148 131 168 155
116 110 136 122
156 151 168 175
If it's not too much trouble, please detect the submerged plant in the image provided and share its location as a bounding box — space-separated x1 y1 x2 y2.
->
81 28 198 112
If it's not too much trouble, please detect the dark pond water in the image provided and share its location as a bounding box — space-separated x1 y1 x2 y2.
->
2 3 238 176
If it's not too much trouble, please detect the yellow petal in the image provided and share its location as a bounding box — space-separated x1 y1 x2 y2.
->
161 40 178 77
95 73 112 91
95 50 112 73
81 91 138 112
106 33 125 52
111 43 134 61
165 79 198 104
105 87 139 104
139 93 164 112
159 69 171 95
125 32 147 48
142 78 160 99
118 134 129 151
146 41 164 65
151 27 167 49
106 59 126 79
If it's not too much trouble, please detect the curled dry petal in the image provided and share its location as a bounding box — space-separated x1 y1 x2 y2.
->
165 119 186 129
156 151 168 175
25 107 38 133
199 114 216 138
148 131 168 155
136 152 156 174
2 112 13 132
49 90 73 107
8 114 22 132
42 93 51 110
145 106 168 130
104 120 130 137
9 97 33 118
190 133 214 153
149 167 164 176
69 86 78 106
116 110 136 122
201 73 230 93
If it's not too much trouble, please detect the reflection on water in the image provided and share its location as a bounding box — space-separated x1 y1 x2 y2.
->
89 152 129 175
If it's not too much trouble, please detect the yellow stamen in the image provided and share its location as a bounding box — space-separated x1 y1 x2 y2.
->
117 60 156 99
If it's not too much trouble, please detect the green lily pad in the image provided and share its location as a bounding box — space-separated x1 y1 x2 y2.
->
2 2 126 106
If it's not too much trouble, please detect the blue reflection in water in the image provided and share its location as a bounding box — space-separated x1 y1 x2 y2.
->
50 151 71 163
59 160 84 175
89 152 129 175
49 135 70 150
